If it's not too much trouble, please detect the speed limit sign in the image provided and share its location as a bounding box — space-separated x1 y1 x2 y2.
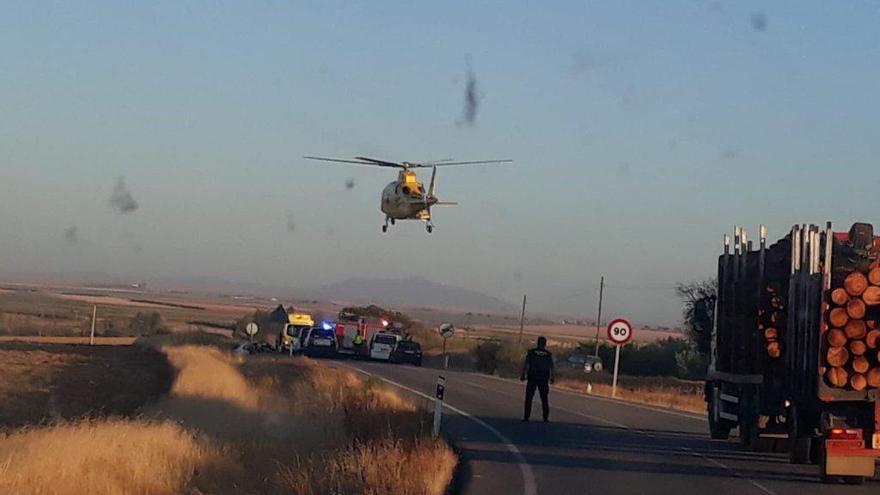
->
606 317 633 398
607 318 633 345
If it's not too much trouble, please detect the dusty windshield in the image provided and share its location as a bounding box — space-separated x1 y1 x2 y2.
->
3 3 878 494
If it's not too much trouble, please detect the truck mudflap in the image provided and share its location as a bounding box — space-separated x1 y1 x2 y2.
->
823 436 878 478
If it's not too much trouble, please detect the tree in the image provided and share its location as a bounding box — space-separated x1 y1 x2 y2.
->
128 312 169 336
235 310 274 340
675 279 716 356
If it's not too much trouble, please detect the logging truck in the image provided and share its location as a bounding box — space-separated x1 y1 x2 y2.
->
706 222 880 483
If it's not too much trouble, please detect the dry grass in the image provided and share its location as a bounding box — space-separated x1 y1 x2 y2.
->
0 419 225 495
556 378 706 414
281 437 454 495
0 345 456 495
162 346 258 409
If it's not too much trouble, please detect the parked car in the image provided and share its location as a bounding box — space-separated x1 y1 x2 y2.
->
565 353 603 373
369 332 402 361
390 340 423 366
231 341 277 355
304 325 338 358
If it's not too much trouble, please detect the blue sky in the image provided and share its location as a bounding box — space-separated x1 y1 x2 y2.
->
2 1 879 325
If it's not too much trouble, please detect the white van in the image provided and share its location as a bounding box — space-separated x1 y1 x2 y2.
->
369 332 401 361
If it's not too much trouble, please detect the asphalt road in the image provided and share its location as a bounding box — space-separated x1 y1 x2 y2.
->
338 360 880 495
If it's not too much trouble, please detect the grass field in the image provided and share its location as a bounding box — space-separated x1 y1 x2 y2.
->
0 289 253 337
0 338 456 495
0 340 172 429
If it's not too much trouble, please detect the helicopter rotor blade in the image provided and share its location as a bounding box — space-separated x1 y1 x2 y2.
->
353 156 407 168
409 159 513 168
303 156 405 168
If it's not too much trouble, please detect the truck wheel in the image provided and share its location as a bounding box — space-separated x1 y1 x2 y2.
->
738 390 759 449
809 436 821 464
709 419 731 440
788 405 813 465
790 436 812 465
708 387 731 440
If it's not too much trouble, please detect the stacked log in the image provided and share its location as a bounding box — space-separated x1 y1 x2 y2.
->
759 282 787 360
824 263 880 390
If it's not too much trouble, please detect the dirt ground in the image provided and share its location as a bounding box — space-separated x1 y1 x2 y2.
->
0 341 174 430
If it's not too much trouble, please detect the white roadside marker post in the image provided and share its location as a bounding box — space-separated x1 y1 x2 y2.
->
438 323 455 370
89 305 97 346
433 375 446 438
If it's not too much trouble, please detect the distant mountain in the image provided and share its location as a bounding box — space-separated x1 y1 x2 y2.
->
309 277 515 312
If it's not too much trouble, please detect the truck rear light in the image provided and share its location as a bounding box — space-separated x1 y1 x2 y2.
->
828 428 862 441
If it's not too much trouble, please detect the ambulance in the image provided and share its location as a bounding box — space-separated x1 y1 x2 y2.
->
277 312 314 353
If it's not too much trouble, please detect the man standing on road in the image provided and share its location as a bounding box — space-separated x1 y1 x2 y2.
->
521 336 554 423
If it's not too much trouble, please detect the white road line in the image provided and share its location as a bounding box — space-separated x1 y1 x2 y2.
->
680 446 776 495
464 379 777 495
342 363 538 495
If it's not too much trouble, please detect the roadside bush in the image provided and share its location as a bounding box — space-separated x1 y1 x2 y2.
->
474 341 502 373
595 338 686 377
497 342 526 376
407 322 445 352
474 340 526 376
128 312 170 336
675 345 709 380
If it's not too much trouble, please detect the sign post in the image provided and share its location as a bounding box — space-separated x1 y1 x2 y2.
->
245 322 259 344
606 318 633 398
439 323 455 370
433 375 446 438
89 305 97 346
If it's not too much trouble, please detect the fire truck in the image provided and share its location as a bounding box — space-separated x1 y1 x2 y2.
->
335 311 392 358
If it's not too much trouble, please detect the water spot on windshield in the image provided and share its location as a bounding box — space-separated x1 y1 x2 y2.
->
749 12 767 32
63 226 77 244
108 176 139 214
457 57 480 126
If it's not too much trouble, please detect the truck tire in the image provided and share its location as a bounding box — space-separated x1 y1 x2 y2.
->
790 436 812 465
843 476 866 485
738 389 760 449
788 405 812 465
708 386 731 440
710 419 732 440
809 436 821 464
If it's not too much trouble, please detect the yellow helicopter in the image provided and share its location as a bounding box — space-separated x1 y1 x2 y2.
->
304 156 512 233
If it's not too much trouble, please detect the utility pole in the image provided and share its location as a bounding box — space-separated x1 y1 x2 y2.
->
518 294 527 345
89 305 97 346
593 276 604 357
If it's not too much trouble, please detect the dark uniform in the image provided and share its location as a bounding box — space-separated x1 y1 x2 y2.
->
522 347 554 422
